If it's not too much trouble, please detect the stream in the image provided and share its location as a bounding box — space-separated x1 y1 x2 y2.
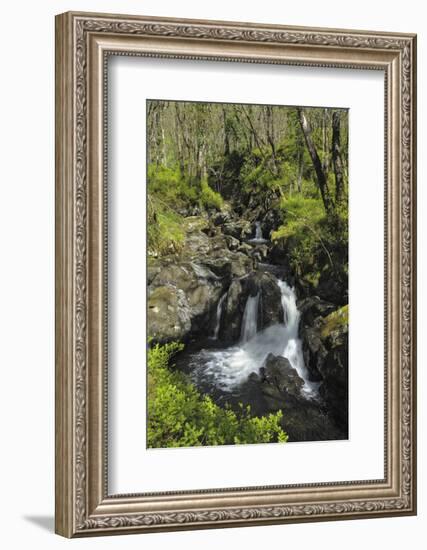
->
176 226 320 416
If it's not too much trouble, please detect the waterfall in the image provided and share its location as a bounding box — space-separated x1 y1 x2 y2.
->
187 275 318 396
211 293 226 340
240 292 260 343
255 221 263 240
276 280 312 386
249 221 268 244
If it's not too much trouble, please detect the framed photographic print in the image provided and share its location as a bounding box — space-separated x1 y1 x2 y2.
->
55 11 417 537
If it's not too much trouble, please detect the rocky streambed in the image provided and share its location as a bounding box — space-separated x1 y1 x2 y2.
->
148 209 348 442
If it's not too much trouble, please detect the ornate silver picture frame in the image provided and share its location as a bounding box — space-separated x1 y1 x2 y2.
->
55 11 417 537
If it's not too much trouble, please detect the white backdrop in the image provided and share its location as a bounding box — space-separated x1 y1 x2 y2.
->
109 58 384 494
0 1 424 549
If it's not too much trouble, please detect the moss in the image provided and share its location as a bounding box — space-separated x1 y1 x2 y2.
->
320 305 349 339
147 207 185 256
305 270 321 287
200 178 224 210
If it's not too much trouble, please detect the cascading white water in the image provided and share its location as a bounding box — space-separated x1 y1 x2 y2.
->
249 221 268 244
240 292 260 343
211 293 227 340
255 221 263 240
188 276 318 396
276 280 314 390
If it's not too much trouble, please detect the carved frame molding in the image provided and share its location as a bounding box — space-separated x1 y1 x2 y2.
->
55 11 416 537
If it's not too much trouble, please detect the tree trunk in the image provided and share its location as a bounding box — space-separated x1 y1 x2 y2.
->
322 108 329 174
265 106 280 176
332 110 345 205
222 105 230 156
297 107 334 215
297 150 303 193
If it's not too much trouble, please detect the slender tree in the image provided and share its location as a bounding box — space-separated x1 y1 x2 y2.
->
332 110 345 205
297 107 334 215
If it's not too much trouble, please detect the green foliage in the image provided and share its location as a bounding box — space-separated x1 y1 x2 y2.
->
200 177 224 210
240 152 278 193
147 197 185 256
147 103 349 290
272 195 348 288
147 165 226 255
147 343 288 448
272 196 325 240
148 164 199 205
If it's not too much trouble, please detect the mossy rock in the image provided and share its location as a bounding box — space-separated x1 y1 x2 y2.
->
148 286 192 343
182 215 209 234
320 305 349 340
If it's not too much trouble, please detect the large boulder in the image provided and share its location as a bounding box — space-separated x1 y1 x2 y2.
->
258 354 305 408
247 354 344 442
198 257 232 280
218 271 284 342
147 210 259 344
149 261 226 343
248 243 270 263
298 295 336 327
179 216 255 279
301 305 349 430
262 208 283 237
147 286 191 343
317 306 349 430
222 219 252 240
218 251 254 278
300 324 327 382
316 267 348 306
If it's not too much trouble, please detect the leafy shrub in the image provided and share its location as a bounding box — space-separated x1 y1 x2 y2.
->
147 166 225 256
147 164 198 255
148 164 199 205
271 195 347 288
147 343 288 448
200 177 224 210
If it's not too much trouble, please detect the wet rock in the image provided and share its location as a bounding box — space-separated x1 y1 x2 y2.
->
268 242 293 273
299 296 336 326
317 268 348 305
218 271 284 342
222 219 252 240
255 272 284 329
219 279 247 342
317 306 349 430
301 305 349 429
253 353 344 442
225 252 254 278
249 243 270 263
300 324 326 382
259 354 305 406
262 208 283 237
